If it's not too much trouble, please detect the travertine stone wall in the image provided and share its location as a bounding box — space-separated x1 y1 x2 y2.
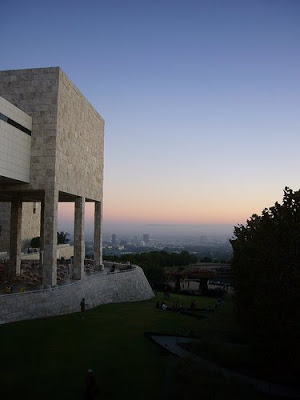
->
94 201 103 266
56 69 104 199
0 68 59 192
0 203 10 252
0 96 32 183
0 67 104 200
0 68 104 276
0 267 154 325
74 197 85 279
21 244 74 261
0 202 40 252
10 200 22 274
21 203 41 248
43 188 59 286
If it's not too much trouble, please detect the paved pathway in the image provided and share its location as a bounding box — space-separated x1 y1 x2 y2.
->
148 334 300 399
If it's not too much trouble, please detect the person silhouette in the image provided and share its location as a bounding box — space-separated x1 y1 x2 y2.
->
80 298 86 319
85 369 99 399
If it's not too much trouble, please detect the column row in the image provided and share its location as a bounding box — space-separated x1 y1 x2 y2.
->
9 190 103 287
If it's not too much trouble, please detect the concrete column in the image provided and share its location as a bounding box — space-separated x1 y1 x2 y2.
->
43 189 58 287
39 201 45 272
10 199 22 276
94 200 103 270
73 197 85 279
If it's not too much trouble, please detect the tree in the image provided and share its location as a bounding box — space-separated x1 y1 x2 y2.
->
230 187 300 347
30 236 40 248
57 231 70 244
142 264 166 289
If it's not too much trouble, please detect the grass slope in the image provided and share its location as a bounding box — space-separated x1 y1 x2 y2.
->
0 293 268 400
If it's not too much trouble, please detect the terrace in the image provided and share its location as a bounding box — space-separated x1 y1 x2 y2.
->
0 259 135 294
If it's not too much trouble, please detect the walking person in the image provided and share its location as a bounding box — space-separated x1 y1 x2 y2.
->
80 298 86 319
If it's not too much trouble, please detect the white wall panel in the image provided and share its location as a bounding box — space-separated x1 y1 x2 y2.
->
0 97 32 183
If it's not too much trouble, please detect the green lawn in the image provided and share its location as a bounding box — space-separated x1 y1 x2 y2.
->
0 293 268 399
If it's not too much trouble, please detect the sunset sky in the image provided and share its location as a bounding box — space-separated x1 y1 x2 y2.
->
2 0 299 235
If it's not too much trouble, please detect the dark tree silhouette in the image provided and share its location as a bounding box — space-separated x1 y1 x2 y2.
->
230 187 300 366
30 232 70 247
57 231 70 244
104 251 197 289
30 236 40 248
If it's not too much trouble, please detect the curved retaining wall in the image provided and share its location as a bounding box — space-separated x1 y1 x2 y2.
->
0 266 154 325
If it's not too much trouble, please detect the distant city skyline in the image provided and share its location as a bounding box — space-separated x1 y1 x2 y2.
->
2 0 299 230
57 205 235 241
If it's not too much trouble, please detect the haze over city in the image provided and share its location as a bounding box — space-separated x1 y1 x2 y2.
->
2 0 299 239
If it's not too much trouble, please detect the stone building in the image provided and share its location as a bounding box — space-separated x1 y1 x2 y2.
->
0 202 41 254
0 67 104 287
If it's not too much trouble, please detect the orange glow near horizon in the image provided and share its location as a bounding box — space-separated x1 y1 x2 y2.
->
57 187 282 229
100 192 271 227
58 203 95 225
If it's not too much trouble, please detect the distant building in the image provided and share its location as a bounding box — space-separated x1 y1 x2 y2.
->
143 233 150 243
112 234 117 245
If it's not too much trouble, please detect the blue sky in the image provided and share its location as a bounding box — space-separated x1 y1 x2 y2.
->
2 0 300 234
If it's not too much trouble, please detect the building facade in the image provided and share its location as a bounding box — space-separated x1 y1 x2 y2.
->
0 67 104 287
